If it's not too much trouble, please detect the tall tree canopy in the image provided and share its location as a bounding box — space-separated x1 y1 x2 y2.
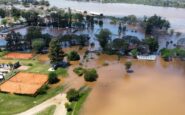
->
5 31 22 51
97 29 111 50
145 15 170 34
49 39 65 64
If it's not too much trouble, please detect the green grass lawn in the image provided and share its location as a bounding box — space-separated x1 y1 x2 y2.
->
0 85 64 115
35 105 56 115
67 88 91 115
0 54 69 115
0 51 8 57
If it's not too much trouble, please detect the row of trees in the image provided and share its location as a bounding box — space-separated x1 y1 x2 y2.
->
97 29 159 55
5 27 51 51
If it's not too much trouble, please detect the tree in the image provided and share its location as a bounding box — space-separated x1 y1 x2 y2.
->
143 37 159 53
125 61 132 72
5 31 22 51
26 27 42 48
84 69 98 82
67 51 80 61
130 49 138 58
66 89 80 102
11 7 21 18
112 38 128 51
32 39 45 53
42 33 52 47
22 11 39 26
49 39 65 64
97 29 111 50
0 9 6 18
1 19 7 26
145 15 170 34
48 72 59 84
160 48 173 61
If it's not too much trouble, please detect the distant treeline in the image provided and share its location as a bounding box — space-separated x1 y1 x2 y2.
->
71 0 185 8
0 0 18 4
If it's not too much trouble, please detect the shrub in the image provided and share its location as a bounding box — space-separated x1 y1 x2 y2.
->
130 49 138 58
48 72 59 84
27 63 33 66
66 89 80 102
161 48 173 61
84 69 98 82
32 39 45 53
68 51 80 61
125 61 132 72
73 67 85 76
65 103 73 112
38 84 49 94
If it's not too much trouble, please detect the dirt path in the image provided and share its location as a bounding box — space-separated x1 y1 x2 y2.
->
54 94 68 115
18 94 68 115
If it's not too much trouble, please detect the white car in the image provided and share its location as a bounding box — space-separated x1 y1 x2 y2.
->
48 67 55 72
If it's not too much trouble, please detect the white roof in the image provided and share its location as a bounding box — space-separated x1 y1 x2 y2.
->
0 75 4 79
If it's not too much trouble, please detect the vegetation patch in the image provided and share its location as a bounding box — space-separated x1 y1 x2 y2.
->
35 105 56 115
84 69 98 82
67 51 80 61
73 67 85 76
66 88 91 115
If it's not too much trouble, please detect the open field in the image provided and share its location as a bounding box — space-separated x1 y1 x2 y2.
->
4 53 33 59
0 73 48 95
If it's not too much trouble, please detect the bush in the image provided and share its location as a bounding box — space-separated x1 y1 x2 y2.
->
66 89 80 102
38 84 49 94
27 63 33 66
65 103 73 112
130 49 138 58
161 48 173 61
68 51 80 61
125 61 132 71
32 39 45 53
73 67 85 76
48 72 59 84
84 69 98 82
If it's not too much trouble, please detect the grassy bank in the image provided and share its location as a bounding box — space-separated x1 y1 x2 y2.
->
0 85 64 115
67 89 91 115
36 105 57 115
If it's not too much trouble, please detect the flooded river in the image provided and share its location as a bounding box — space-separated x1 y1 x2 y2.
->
61 46 185 115
48 0 185 33
77 55 185 115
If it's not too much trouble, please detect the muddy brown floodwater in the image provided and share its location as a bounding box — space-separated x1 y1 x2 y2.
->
77 54 185 115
